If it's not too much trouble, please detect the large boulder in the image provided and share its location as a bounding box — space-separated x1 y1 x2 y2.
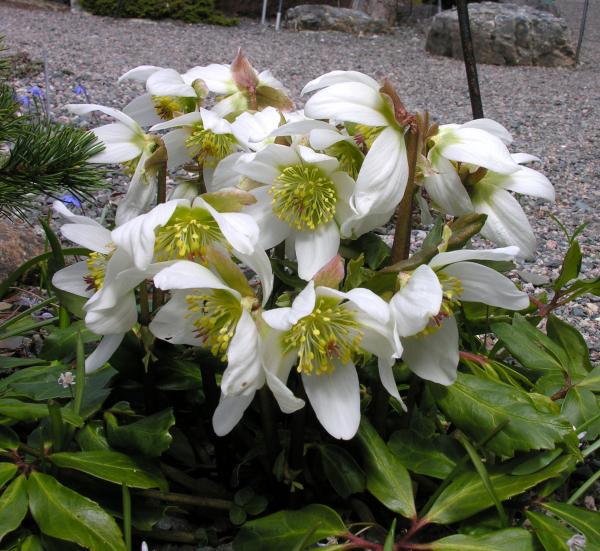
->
497 0 560 17
285 4 389 34
426 2 575 67
0 220 44 283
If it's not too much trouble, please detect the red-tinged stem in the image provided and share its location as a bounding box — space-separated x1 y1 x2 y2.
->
399 518 429 546
344 533 384 550
459 350 488 366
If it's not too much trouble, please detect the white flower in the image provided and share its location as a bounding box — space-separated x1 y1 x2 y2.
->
51 201 150 373
58 371 75 388
111 197 273 304
67 103 162 225
302 71 409 218
390 247 530 385
262 281 402 440
187 49 293 116
235 143 360 280
150 261 303 436
567 534 586 551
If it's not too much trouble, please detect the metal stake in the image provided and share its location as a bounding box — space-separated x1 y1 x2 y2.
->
275 0 284 30
261 0 268 25
456 0 484 119
575 0 590 63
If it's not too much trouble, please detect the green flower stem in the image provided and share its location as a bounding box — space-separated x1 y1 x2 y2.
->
582 438 600 458
153 160 168 312
72 331 86 417
567 467 600 505
0 317 58 339
138 489 232 510
122 483 132 551
258 387 279 466
0 295 56 331
47 400 64 453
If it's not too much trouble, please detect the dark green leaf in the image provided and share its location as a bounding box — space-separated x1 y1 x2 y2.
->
576 365 600 392
509 449 563 476
546 315 591 376
0 358 47 370
233 504 346 551
39 322 99 362
0 426 19 451
342 254 374 292
49 451 168 491
553 241 582 291
0 362 73 401
20 534 45 551
0 399 82 427
320 444 365 498
383 519 396 551
105 409 175 457
0 476 28 541
432 373 574 456
245 495 268 516
27 471 126 551
356 418 415 518
492 315 567 377
0 463 17 488
229 505 247 525
155 359 202 391
388 430 463 479
354 233 391 269
526 510 572 551
424 455 573 524
430 528 538 550
561 388 600 439
542 502 600 546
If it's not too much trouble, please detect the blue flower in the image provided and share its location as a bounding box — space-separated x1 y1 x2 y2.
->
73 84 87 95
28 85 44 98
18 95 31 108
60 193 82 208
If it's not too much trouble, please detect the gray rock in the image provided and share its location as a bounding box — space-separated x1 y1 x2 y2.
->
426 2 575 67
497 0 560 16
285 4 388 34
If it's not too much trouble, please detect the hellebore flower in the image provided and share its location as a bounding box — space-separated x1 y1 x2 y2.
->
150 261 303 436
390 247 530 385
235 143 359 280
67 103 164 225
302 71 410 218
262 280 402 440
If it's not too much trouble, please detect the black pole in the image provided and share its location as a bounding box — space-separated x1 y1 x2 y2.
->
456 0 484 119
575 0 590 64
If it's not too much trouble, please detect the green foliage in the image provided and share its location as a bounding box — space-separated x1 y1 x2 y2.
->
80 0 237 26
526 511 573 551
0 476 29 541
429 528 538 550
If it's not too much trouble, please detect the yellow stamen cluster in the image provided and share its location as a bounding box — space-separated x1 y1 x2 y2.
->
327 141 361 179
420 273 463 336
186 290 242 361
270 165 337 231
84 250 113 291
152 95 194 120
283 297 363 376
154 207 223 261
186 123 236 166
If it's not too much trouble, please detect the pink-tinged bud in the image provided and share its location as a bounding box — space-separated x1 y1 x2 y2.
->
231 49 259 102
314 255 345 289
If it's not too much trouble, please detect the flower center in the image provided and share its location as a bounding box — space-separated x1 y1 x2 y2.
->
283 296 363 376
327 141 363 179
84 247 114 291
152 95 196 120
154 206 224 261
419 273 463 336
353 124 384 149
186 123 236 166
186 290 242 361
270 165 337 231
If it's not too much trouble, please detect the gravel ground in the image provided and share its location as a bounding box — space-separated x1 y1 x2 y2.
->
0 0 598 358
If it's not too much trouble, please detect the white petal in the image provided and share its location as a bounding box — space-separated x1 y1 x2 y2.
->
379 358 406 409
424 154 473 216
290 280 317 321
68 104 141 132
429 246 520 269
265 370 305 414
162 128 195 170
85 290 138 335
297 145 338 174
185 64 235 94
149 291 201 346
212 92 246 117
52 261 94 298
353 127 408 216
301 70 380 95
115 152 157 226
123 94 162 127
61 223 112 253
200 108 233 134
52 201 98 226
150 111 202 132
211 152 245 191
221 310 264 395
402 317 459 385
85 334 125 373
442 261 529 310
390 264 443 338
304 82 388 126
153 260 233 292
461 118 513 145
235 144 299 185
233 107 281 149
212 392 255 436
309 128 350 150
439 127 519 174
512 153 541 164
302 361 360 440
472 185 537 259
295 221 340 281
234 248 274 306
244 187 291 250
193 197 259 255
88 124 142 164
112 200 179 270
118 65 162 83
270 119 334 138
495 166 555 201
317 286 390 325
146 68 196 98
262 307 295 331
